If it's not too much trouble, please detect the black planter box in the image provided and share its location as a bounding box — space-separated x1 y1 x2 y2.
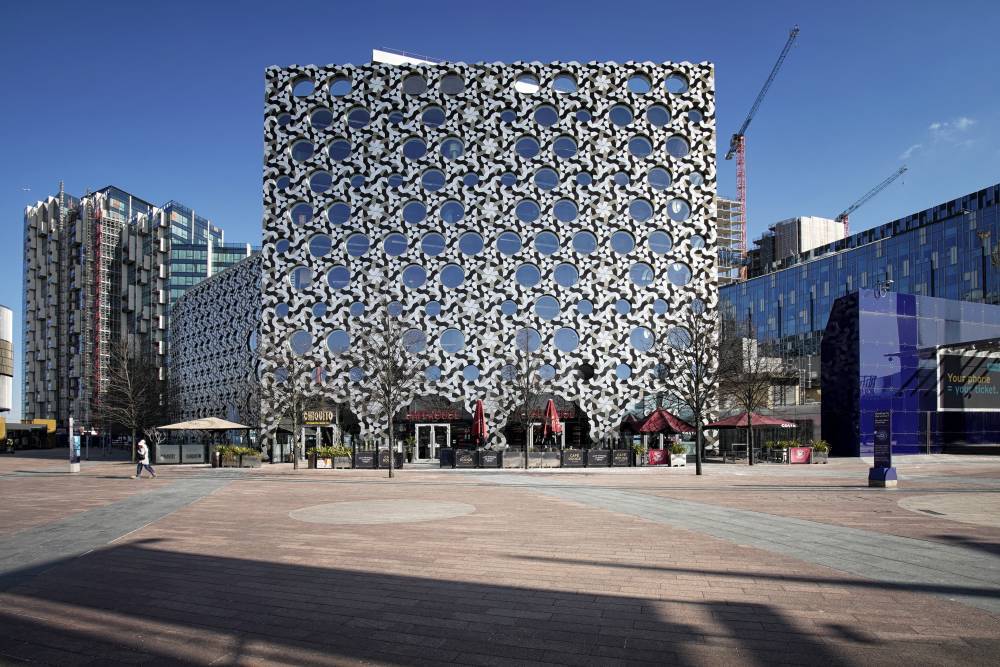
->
561 449 585 467
587 449 611 467
479 451 502 468
354 451 376 468
439 448 455 468
612 449 631 467
454 450 477 468
378 450 404 469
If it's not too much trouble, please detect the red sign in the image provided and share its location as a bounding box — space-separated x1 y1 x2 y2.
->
648 450 668 466
407 410 460 421
789 447 812 464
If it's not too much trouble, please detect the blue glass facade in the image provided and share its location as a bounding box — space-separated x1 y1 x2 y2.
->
821 290 1000 456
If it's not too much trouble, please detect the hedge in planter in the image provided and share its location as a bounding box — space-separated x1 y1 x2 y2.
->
810 439 830 463
217 445 241 468
669 443 687 467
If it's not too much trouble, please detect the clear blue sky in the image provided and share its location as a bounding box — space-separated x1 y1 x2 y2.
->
2 0 998 419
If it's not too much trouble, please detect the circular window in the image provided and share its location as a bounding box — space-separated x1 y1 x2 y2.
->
312 303 326 318
350 302 365 317
500 109 516 124
402 329 426 353
310 171 333 192
440 73 465 95
630 199 654 222
654 298 668 314
464 172 479 187
328 138 351 161
289 330 312 355
424 300 440 317
515 328 541 352
610 105 633 127
689 172 705 186
554 73 577 93
577 299 594 315
576 109 592 122
277 113 291 127
576 171 593 186
276 239 290 253
462 365 480 382
402 200 427 224
668 263 692 286
534 231 559 255
668 327 692 350
440 200 465 224
553 263 579 287
290 202 313 226
421 232 446 256
327 329 351 354
402 264 427 288
440 137 464 160
534 105 559 127
613 171 630 187
690 298 705 314
276 176 290 191
388 173 404 189
290 266 312 290
611 230 635 254
500 172 517 188
346 233 370 257
292 77 314 97
515 263 541 287
515 136 540 159
615 299 631 315
291 141 314 162
649 230 673 254
275 304 289 318
421 106 445 128
329 77 351 96
628 74 652 94
497 231 522 255
327 265 350 290
534 168 559 190
500 300 517 316
668 199 691 221
388 302 403 317
383 233 407 256
648 167 672 190
647 104 670 127
402 137 427 160
516 199 540 223
441 328 465 353
630 262 655 287
387 111 404 125
690 234 706 249
553 199 578 222
539 364 556 380
440 264 465 288
553 136 577 158
554 328 579 352
425 365 441 381
310 108 333 130
665 74 689 94
309 234 332 257
573 231 597 254
688 110 704 124
347 107 370 130
535 295 560 320
630 326 655 352
349 367 365 382
629 136 653 158
616 363 632 380
514 72 539 94
402 74 427 96
666 136 690 158
459 232 484 255
328 202 350 225
422 169 446 191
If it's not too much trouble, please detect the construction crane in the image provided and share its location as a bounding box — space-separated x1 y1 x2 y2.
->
725 25 800 270
835 166 908 236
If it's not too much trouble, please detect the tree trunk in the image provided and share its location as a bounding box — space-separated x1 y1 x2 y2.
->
695 421 703 476
388 417 394 479
293 422 300 470
747 420 754 466
131 428 136 463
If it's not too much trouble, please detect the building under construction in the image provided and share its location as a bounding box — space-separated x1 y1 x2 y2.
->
716 196 744 285
21 184 254 430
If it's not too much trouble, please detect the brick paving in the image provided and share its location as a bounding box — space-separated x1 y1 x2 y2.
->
0 451 999 664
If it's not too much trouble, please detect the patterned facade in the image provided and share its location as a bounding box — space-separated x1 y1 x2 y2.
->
169 255 262 424
261 60 717 443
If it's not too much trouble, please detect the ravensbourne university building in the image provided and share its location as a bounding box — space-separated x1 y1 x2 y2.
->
255 57 715 459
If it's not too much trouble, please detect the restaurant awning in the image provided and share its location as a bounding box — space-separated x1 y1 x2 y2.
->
157 417 250 431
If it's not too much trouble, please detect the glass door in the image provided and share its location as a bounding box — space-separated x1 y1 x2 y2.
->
433 425 450 459
417 425 432 459
415 424 450 460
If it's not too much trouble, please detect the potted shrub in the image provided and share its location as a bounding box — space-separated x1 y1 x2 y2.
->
403 436 415 463
669 442 687 467
632 443 646 466
811 439 830 464
239 446 261 468
331 444 352 468
218 445 240 468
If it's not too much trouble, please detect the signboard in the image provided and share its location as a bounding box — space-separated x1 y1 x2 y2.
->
648 449 668 465
454 450 477 468
70 435 81 464
181 445 205 464
156 444 180 464
789 446 811 464
302 410 334 425
938 352 1000 412
873 410 892 469
561 449 584 467
479 451 501 468
587 449 611 466
612 449 631 467
354 451 376 468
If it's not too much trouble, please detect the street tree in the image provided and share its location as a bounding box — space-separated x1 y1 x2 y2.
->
499 329 546 468
719 319 777 466
98 341 166 462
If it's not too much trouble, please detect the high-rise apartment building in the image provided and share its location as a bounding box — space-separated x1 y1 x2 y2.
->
715 196 743 285
22 184 255 427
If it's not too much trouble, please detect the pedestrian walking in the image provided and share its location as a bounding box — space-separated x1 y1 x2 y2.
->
134 439 156 478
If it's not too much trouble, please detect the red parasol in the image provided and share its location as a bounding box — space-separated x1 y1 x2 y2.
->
704 412 797 429
638 408 695 434
541 398 563 441
472 400 487 447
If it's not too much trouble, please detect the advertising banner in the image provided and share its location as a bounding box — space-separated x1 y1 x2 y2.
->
938 352 1000 411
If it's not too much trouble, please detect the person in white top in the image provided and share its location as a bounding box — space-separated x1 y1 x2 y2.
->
134 439 156 479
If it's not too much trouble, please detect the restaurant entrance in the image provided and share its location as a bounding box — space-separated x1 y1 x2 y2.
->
415 423 450 460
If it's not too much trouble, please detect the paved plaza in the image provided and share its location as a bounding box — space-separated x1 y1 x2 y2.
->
1 451 1000 665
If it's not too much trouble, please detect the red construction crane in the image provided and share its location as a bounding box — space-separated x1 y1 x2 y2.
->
835 166 908 237
725 25 800 273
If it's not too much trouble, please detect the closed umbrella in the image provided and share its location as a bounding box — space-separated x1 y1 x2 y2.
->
472 399 487 448
541 398 562 446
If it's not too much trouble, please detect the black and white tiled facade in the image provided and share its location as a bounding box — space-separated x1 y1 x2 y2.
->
262 61 716 442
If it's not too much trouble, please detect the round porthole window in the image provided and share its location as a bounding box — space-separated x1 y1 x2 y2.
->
668 199 691 221
292 77 314 97
327 330 351 354
515 327 541 352
403 329 427 353
440 264 465 288
516 199 540 223
346 233 370 257
573 231 597 254
327 265 351 290
630 327 655 352
649 230 673 254
553 73 577 94
402 137 427 160
440 73 465 95
290 202 313 226
402 264 427 288
441 328 465 353
422 106 445 128
611 230 635 254
327 202 350 225
440 200 465 224
627 74 652 94
534 231 559 255
616 363 632 380
648 167 671 190
610 105 633 127
629 262 655 287
289 330 312 355
330 77 351 96
647 104 670 127
309 234 332 257
515 136 540 159
496 231 522 255
402 201 427 224
310 171 333 192
534 168 559 190
534 105 559 127
422 169 446 191
514 72 539 94
402 74 427 96
554 328 579 352
383 233 407 256
665 74 689 94
346 107 370 129
553 136 577 159
440 137 464 160
328 138 351 161
535 295 560 320
666 135 690 158
515 263 541 287
553 263 579 287
553 199 578 222
421 233 446 256
310 108 333 131
629 199 654 222
459 232 484 255
668 263 692 286
628 136 653 158
291 141 314 162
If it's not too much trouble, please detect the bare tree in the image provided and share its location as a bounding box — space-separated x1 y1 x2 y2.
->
719 319 776 466
98 341 165 462
651 307 735 476
498 330 545 468
349 305 424 478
